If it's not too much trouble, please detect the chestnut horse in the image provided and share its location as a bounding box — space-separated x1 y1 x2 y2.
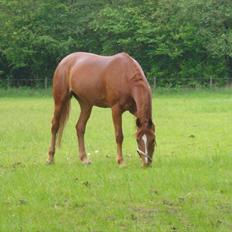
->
47 52 156 166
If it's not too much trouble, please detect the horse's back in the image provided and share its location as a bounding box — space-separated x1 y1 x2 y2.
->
54 52 148 107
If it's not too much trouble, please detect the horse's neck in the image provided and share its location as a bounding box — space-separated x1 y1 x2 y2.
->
132 85 152 124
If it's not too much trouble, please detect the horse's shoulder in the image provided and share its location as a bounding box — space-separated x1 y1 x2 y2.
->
113 52 132 62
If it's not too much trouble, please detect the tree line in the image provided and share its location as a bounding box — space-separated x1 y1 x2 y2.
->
0 0 232 87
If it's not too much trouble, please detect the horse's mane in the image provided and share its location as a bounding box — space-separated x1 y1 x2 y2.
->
120 53 153 127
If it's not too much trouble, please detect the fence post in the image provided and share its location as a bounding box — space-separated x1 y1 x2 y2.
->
44 77 48 89
209 77 213 88
153 76 157 89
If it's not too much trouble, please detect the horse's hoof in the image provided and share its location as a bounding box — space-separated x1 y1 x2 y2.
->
81 159 91 165
117 159 124 165
118 162 126 168
46 159 55 165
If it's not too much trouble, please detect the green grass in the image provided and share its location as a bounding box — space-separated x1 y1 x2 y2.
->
0 88 231 232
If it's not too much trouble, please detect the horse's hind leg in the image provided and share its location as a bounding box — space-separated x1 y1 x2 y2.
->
47 92 71 164
75 101 92 164
47 103 62 164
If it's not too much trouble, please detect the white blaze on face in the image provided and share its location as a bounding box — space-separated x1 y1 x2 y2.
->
142 134 148 164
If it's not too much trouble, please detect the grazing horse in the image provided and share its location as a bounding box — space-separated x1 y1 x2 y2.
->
47 52 156 166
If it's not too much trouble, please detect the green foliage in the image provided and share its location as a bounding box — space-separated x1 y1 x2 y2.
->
0 0 232 85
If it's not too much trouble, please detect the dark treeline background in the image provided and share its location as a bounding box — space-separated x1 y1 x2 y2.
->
0 0 232 86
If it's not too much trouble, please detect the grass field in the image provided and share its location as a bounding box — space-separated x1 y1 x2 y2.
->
0 88 231 232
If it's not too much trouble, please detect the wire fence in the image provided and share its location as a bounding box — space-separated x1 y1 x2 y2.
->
151 76 232 88
0 78 52 89
0 76 231 89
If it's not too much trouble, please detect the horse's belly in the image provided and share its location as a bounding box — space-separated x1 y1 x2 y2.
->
93 101 110 108
71 80 110 107
70 63 129 108
71 72 134 109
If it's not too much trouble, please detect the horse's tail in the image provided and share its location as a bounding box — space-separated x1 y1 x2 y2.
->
52 57 73 148
57 94 71 147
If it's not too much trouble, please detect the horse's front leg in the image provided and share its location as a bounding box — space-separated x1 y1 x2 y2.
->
76 103 92 164
112 105 124 165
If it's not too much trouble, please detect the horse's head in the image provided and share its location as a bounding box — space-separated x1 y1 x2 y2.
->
136 118 156 167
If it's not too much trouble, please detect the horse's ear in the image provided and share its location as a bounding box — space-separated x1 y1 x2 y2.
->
136 118 141 128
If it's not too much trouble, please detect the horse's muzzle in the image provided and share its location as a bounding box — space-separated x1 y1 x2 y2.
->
137 148 152 166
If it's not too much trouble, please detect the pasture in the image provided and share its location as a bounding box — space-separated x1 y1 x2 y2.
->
0 88 231 232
